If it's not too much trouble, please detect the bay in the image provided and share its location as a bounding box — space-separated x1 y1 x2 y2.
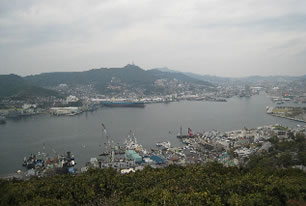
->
0 93 304 175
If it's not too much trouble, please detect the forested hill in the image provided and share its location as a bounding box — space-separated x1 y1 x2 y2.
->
148 68 208 85
0 163 305 205
0 74 59 98
24 64 213 92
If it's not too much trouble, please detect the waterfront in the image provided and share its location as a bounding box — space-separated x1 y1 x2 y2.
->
0 93 304 175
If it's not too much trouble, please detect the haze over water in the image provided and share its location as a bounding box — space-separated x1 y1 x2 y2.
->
0 93 304 175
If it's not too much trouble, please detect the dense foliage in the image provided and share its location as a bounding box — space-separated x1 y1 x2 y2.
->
247 132 306 169
0 162 305 206
0 74 59 98
24 64 213 94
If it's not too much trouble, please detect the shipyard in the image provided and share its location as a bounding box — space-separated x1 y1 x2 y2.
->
81 124 306 173
1 87 306 179
2 122 305 180
2 0 306 204
266 106 306 123
1 0 306 204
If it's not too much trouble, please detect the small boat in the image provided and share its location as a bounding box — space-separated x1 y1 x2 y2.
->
99 152 110 156
156 141 171 148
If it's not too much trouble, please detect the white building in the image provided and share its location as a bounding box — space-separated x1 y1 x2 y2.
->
49 107 80 116
66 95 79 103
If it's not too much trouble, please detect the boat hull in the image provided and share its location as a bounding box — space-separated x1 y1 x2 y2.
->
102 102 145 108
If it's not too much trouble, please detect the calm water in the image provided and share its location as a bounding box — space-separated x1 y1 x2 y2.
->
0 93 304 175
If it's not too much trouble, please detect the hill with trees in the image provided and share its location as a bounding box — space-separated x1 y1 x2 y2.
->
0 162 305 206
24 64 213 94
247 131 306 169
0 74 59 99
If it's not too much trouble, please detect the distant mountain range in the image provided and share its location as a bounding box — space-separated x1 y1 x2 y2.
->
155 67 239 84
0 65 213 98
155 67 306 84
24 64 213 93
1 65 305 98
0 74 59 98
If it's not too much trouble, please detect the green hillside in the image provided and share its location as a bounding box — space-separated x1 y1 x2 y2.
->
0 163 305 206
0 74 59 98
24 65 213 93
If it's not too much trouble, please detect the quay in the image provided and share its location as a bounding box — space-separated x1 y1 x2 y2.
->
3 123 305 179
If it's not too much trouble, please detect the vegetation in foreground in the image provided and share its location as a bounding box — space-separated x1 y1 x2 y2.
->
247 131 306 169
0 162 305 206
1 132 305 206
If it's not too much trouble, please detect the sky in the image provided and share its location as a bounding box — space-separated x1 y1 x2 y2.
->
0 0 306 77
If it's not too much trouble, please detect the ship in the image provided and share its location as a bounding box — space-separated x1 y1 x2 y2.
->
84 126 147 172
156 141 171 148
101 101 145 108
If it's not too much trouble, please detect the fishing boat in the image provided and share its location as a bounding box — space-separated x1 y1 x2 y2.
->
156 141 171 148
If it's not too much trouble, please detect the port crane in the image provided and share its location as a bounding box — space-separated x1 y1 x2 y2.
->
100 123 115 162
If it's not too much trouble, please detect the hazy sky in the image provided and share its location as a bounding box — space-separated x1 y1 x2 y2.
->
1 0 306 77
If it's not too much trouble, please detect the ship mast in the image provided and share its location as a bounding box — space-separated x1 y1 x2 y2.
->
101 123 110 153
180 125 182 137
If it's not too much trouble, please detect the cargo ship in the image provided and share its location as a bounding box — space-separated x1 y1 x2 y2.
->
101 101 145 108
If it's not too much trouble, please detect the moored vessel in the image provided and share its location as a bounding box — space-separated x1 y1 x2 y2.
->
101 101 145 107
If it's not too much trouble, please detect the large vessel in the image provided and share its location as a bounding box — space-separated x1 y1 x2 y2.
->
101 101 145 107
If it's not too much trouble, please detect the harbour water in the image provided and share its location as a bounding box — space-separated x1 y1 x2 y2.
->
0 93 304 175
